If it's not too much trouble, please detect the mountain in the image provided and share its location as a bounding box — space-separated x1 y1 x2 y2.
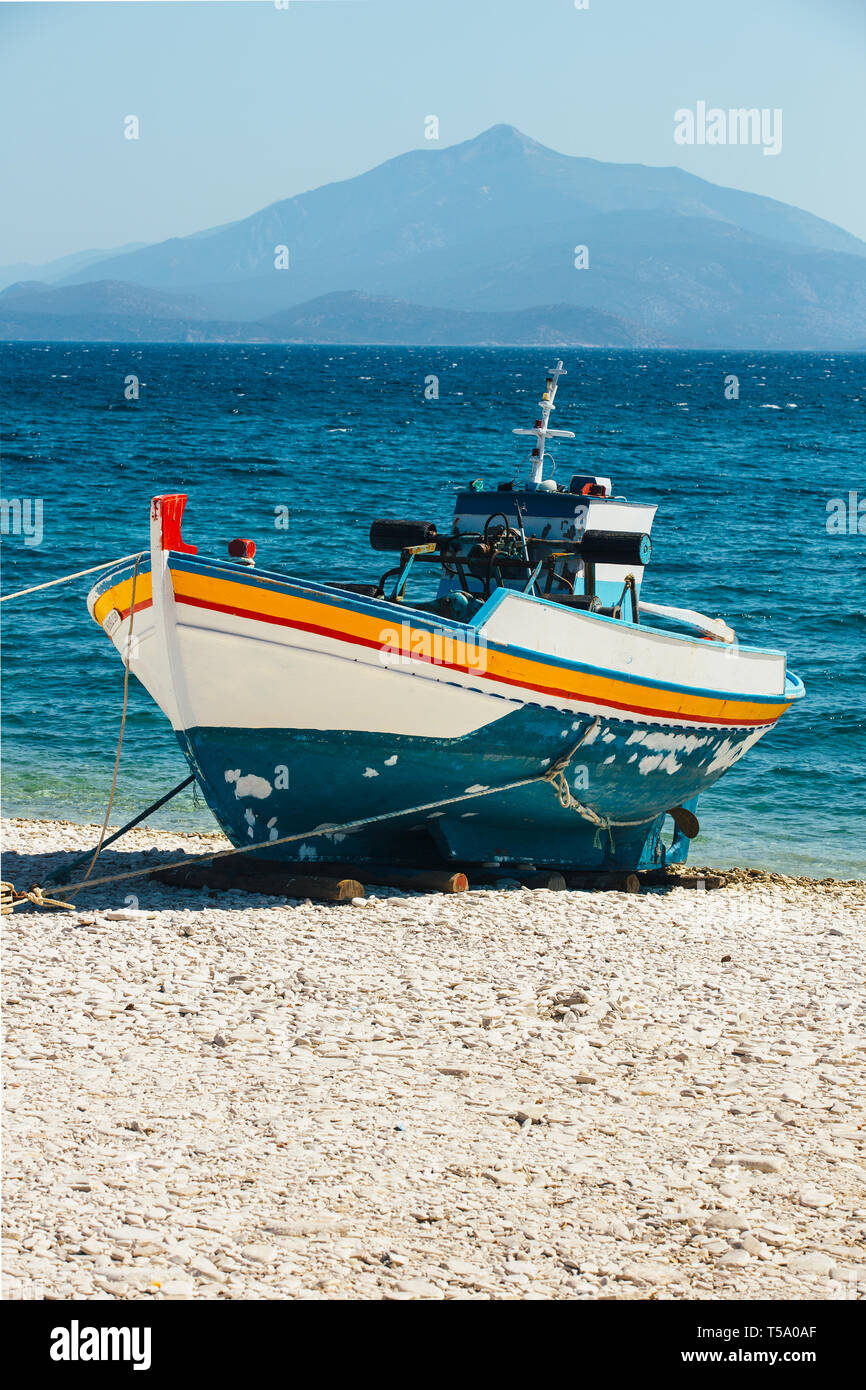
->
261 292 643 345
0 243 150 293
0 284 644 346
0 279 210 319
0 280 268 343
4 126 866 346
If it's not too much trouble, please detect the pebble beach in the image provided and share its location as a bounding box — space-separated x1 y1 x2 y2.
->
3 815 864 1302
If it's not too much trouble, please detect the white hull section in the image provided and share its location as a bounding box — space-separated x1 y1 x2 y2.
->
478 592 787 698
104 591 781 746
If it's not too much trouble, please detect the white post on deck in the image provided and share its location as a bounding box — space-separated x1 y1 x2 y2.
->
513 359 576 485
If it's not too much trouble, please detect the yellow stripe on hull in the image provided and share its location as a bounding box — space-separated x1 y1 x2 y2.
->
92 565 792 728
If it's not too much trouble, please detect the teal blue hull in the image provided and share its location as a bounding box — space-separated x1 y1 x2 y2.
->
174 702 758 872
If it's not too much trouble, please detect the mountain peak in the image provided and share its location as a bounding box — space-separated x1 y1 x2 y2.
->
456 124 548 158
39 125 866 348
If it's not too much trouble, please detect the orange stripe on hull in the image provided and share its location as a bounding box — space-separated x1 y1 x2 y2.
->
92 565 791 728
91 571 153 625
167 569 790 729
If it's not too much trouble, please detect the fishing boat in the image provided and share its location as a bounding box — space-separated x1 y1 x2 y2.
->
87 361 804 874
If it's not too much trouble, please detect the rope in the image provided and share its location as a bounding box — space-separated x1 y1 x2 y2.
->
18 772 561 905
43 774 196 885
8 729 595 908
548 765 608 827
7 717 654 912
77 555 142 886
547 722 668 831
2 883 75 916
0 552 144 604
551 767 665 831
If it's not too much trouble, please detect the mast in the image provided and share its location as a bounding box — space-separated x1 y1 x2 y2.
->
513 359 575 486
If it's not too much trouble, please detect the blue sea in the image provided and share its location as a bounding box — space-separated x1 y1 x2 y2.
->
1 344 863 878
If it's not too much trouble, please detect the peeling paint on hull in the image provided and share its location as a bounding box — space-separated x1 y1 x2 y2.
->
176 704 767 871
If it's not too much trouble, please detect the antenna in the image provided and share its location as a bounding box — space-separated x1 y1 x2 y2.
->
512 359 575 486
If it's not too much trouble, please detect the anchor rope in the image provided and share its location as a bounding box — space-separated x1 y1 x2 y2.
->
7 718 629 911
547 764 608 827
545 722 660 830
12 768 571 905
2 883 75 914
77 555 143 887
0 552 143 604
7 705 660 913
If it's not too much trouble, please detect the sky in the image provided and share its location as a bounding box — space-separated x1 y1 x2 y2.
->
1 0 865 266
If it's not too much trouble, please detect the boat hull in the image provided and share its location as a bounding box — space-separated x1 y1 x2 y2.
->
88 543 803 874
177 711 741 870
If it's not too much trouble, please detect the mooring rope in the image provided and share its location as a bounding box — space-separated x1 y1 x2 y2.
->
5 697 660 913
77 555 142 886
547 762 656 831
15 770 569 905
0 552 143 604
2 883 75 914
547 764 608 827
7 721 619 911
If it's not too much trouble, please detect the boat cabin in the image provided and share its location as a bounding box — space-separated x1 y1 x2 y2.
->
353 362 657 626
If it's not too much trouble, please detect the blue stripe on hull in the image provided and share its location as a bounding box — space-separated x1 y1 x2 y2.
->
175 706 761 871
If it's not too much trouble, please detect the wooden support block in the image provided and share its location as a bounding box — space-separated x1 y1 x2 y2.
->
671 873 726 891
467 868 567 891
152 861 362 902
272 860 468 894
519 870 567 891
564 871 642 894
368 868 468 894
